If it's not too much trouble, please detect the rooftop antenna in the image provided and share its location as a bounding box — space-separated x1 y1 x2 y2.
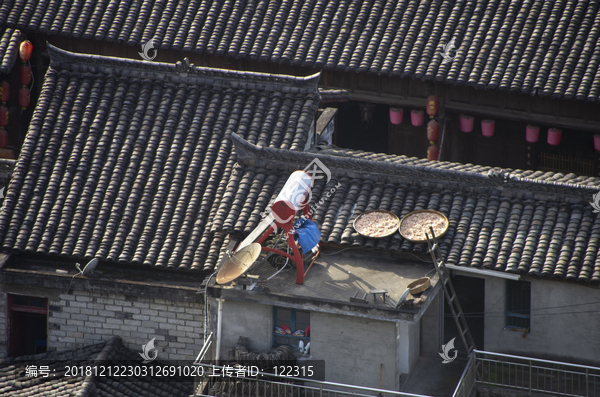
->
66 258 99 294
233 170 321 284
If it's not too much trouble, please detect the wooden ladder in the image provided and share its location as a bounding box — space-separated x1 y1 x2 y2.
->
426 227 476 356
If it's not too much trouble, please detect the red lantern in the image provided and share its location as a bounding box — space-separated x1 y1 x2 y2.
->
427 120 439 142
390 107 403 124
0 81 9 103
525 125 540 143
19 40 33 62
548 128 562 146
20 65 32 86
19 87 30 109
481 119 495 137
0 106 8 127
411 109 425 126
427 145 440 161
426 95 439 117
0 128 7 148
460 114 474 133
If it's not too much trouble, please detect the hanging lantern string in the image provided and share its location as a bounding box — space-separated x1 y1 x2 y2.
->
26 59 34 92
18 40 34 110
22 58 34 91
19 40 34 91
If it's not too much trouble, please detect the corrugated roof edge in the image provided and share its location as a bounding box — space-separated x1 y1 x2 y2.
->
47 44 321 93
231 133 599 202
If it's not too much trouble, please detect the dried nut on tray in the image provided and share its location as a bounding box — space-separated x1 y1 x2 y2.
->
400 212 448 241
354 211 399 238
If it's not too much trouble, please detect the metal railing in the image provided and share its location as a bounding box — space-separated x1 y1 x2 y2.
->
193 363 434 397
452 353 476 397
538 152 595 177
454 350 600 397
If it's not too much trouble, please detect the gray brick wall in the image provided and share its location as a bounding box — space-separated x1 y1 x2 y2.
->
0 290 204 361
48 291 205 360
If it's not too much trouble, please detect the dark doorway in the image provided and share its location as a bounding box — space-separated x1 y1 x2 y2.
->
443 275 484 358
7 294 48 357
333 101 390 154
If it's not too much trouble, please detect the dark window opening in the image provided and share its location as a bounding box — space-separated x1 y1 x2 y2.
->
333 101 390 154
273 307 310 351
505 280 531 330
7 294 48 357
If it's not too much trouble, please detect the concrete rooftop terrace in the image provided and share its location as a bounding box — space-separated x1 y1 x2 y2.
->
211 247 441 323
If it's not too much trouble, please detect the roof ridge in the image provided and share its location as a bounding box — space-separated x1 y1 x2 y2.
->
93 336 122 361
75 337 122 396
231 133 598 200
313 146 600 188
47 44 321 93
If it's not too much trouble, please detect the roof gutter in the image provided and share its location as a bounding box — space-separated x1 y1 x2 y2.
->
444 263 521 280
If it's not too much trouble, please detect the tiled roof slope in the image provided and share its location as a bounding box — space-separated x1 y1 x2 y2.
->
218 134 600 283
0 28 20 74
0 45 320 271
1 1 600 101
0 336 193 396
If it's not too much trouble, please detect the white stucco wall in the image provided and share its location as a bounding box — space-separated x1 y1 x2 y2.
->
482 276 600 366
217 300 422 391
396 320 419 377
310 311 401 391
217 299 273 358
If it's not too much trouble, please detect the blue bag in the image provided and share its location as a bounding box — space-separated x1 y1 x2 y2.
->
293 218 321 252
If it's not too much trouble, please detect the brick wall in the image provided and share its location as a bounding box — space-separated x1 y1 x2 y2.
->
49 290 205 360
1 290 205 361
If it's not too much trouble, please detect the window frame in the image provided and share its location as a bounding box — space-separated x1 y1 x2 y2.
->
272 306 310 350
7 293 48 357
8 294 48 314
505 280 531 330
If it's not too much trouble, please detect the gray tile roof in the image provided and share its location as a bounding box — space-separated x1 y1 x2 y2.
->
225 134 600 283
1 1 599 100
0 45 320 271
0 27 20 74
0 336 193 396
